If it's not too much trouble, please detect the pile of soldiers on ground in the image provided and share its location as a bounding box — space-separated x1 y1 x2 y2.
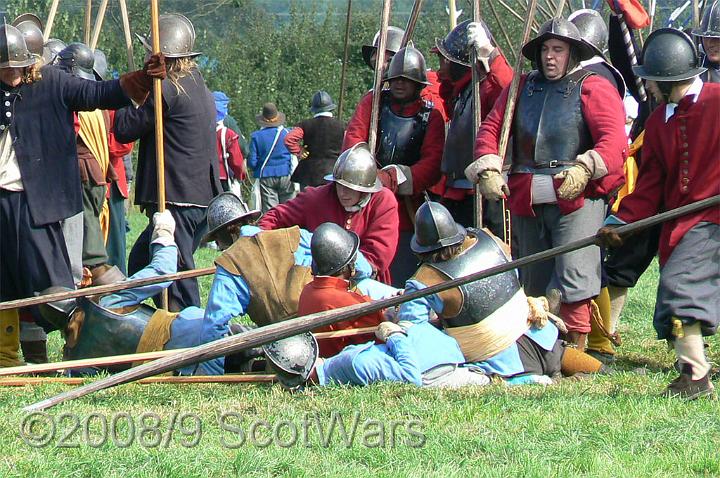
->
0 5 717 400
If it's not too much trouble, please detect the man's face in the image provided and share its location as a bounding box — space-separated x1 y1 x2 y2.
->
0 67 24 87
645 80 664 103
369 50 394 71
540 39 571 80
437 54 452 82
389 77 419 102
702 37 720 63
335 183 363 209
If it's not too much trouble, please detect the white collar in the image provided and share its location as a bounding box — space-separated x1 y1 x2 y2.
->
313 112 333 118
665 77 703 122
580 55 604 67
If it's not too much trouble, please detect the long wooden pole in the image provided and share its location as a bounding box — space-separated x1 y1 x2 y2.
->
448 0 457 29
25 196 720 411
0 327 378 377
693 0 700 27
118 0 136 71
337 0 353 119
554 0 567 17
400 0 424 47
84 0 92 45
488 0 516 64
0 267 215 311
43 0 61 41
497 0 539 34
367 0 392 153
150 0 169 309
89 0 109 50
471 0 484 230
1 375 275 387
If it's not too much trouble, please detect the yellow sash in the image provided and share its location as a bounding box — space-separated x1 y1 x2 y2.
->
78 110 111 242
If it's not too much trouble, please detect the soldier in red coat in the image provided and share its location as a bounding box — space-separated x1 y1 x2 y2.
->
343 46 445 287
258 144 399 284
434 20 513 234
468 18 627 349
599 29 720 399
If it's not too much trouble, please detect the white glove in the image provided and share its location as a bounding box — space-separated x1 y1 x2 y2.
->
467 22 495 60
375 322 406 342
477 170 510 201
151 210 176 247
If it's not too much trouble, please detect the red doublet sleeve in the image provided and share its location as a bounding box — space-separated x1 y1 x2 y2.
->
226 131 246 181
410 108 445 193
342 92 373 150
360 188 399 277
107 110 133 198
257 185 324 230
580 76 628 196
478 52 514 120
284 126 305 155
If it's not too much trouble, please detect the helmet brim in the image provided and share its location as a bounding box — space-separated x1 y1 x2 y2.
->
632 65 707 82
385 73 431 86
310 103 336 114
410 224 466 254
522 32 596 63
433 37 471 67
201 209 261 244
324 174 384 194
137 33 202 58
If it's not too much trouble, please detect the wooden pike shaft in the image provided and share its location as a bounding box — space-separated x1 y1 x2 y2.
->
496 0 539 34
84 0 92 45
554 0 567 17
337 0 353 119
0 326 377 377
449 0 457 30
400 0 424 47
26 196 720 411
693 0 700 28
89 0 109 50
118 0 136 71
367 0 392 153
0 375 275 387
150 0 169 309
472 0 484 230
0 267 216 311
43 0 61 41
487 0 516 64
497 0 539 161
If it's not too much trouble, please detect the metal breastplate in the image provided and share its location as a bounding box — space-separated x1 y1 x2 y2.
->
441 85 474 180
511 69 595 175
427 228 521 328
375 92 432 168
67 298 156 361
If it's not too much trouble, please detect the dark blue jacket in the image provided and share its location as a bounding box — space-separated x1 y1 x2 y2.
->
114 68 221 206
3 65 130 225
248 126 292 178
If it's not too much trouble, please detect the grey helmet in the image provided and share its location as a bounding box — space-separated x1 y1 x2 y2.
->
522 17 595 63
633 28 706 81
310 222 360 276
568 9 608 57
11 13 43 57
263 333 319 390
310 90 336 114
323 143 383 193
0 24 36 69
93 48 108 80
58 43 96 80
385 45 431 85
362 25 405 69
43 38 66 65
411 201 466 254
435 19 494 67
202 192 260 244
137 13 201 58
36 286 77 330
695 1 720 39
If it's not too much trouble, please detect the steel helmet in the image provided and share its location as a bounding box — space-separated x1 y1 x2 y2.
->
385 45 431 85
263 333 319 390
522 17 595 63
568 9 608 57
0 24 36 69
202 192 261 244
137 13 201 58
633 28 706 81
310 222 360 276
324 143 383 193
362 26 405 69
411 201 466 254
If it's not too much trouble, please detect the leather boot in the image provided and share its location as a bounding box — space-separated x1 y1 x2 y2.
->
0 310 23 367
663 363 715 400
21 340 49 364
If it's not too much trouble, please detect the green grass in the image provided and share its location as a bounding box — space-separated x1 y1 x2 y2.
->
1 210 719 477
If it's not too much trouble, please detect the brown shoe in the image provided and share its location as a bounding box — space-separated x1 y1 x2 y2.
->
563 331 588 352
663 364 715 400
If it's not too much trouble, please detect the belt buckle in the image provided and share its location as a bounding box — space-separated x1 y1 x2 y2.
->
548 160 558 168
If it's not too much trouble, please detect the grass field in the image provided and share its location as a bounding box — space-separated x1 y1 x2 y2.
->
1 210 719 477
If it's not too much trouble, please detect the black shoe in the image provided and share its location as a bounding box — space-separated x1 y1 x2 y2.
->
585 349 616 365
663 365 715 400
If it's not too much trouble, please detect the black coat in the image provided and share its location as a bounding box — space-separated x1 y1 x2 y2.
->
290 116 345 187
3 65 130 225
114 68 221 207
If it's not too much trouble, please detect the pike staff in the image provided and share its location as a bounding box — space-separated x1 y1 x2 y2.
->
119 0 135 71
337 0 352 119
43 0 60 41
471 0 484 230
89 0 108 50
367 0 392 152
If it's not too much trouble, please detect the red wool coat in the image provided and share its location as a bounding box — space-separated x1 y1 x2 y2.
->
474 73 628 216
257 183 399 284
298 276 384 357
615 84 720 265
216 126 246 181
342 91 445 231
